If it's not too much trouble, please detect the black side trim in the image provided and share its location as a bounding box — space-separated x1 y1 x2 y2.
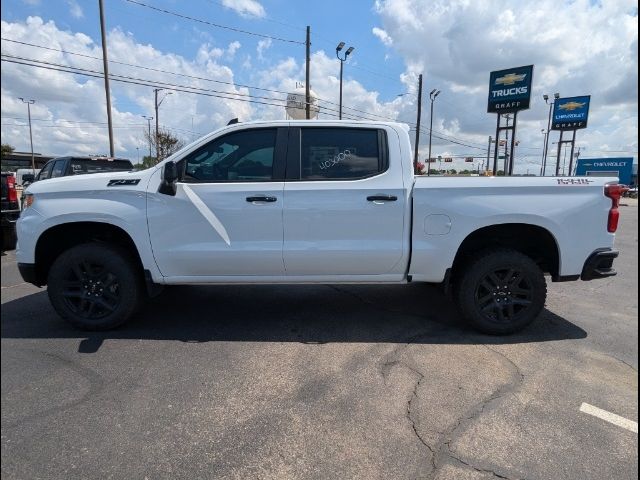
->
581 248 619 281
18 262 42 287
285 127 301 180
273 127 288 180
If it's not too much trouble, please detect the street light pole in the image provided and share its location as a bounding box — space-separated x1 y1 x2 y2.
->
427 88 440 176
542 92 559 176
154 88 173 162
18 98 36 173
142 115 153 160
336 42 354 120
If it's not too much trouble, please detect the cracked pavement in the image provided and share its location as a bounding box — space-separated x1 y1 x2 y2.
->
2 202 637 479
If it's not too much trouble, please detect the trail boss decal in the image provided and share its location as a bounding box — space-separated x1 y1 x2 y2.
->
556 179 594 185
107 179 141 186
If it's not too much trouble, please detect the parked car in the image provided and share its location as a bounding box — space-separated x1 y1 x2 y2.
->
34 156 133 181
16 121 623 334
1 172 20 250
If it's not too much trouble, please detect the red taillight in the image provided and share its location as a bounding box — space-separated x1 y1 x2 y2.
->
604 184 627 233
7 175 18 202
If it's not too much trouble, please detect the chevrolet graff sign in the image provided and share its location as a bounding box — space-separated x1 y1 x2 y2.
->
552 95 591 130
487 65 534 113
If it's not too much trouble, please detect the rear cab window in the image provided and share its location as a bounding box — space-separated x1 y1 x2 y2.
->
69 159 133 175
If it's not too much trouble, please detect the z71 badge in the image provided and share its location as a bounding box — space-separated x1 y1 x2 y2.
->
107 179 140 186
556 179 594 185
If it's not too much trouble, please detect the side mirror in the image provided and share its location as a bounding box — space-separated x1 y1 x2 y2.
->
159 160 178 196
22 174 35 185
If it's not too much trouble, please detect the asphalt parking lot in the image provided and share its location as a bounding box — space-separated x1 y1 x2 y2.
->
2 201 638 480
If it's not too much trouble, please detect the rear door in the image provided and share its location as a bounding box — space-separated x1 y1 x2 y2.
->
282 126 406 276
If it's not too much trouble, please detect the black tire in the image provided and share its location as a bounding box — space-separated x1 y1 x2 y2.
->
47 243 142 330
454 248 547 335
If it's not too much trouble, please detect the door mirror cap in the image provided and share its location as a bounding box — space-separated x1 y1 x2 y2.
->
159 160 178 195
164 161 178 183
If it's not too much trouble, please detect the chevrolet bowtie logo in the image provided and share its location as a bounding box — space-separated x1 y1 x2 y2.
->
495 73 527 86
558 101 586 111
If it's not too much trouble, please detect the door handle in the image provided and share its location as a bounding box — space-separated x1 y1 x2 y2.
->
246 196 277 203
367 195 398 202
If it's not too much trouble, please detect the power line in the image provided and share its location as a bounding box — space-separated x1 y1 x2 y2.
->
123 0 304 45
1 37 293 97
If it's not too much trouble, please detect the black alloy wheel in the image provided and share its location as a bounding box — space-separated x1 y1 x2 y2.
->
474 267 534 324
61 259 122 321
455 248 547 335
48 243 142 330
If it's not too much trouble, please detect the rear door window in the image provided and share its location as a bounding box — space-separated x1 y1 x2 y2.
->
299 128 385 180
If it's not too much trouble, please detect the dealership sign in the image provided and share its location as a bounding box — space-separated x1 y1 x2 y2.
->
487 65 534 113
575 157 633 185
552 95 591 130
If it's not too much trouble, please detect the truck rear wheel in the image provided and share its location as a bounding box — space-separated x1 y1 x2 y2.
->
47 243 141 330
455 249 547 335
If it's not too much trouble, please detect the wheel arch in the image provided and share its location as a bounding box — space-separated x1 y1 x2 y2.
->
450 223 561 282
34 221 145 286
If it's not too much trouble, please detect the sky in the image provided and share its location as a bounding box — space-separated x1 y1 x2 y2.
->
1 0 637 174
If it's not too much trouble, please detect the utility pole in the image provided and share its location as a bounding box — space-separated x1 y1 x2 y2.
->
305 26 311 120
19 98 36 173
142 115 153 160
413 74 422 173
98 0 114 157
427 88 440 176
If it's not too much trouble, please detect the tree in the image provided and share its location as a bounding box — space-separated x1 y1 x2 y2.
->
134 156 158 170
143 127 185 165
497 170 505 176
1 144 15 159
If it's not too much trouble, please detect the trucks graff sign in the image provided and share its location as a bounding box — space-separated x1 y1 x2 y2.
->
487 65 534 113
552 95 591 130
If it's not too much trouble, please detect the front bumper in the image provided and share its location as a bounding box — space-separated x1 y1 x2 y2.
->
581 248 618 281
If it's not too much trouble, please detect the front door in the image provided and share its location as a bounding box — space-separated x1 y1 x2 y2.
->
148 127 288 278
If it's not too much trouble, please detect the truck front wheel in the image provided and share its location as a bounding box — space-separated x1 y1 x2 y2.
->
455 249 547 335
47 243 142 330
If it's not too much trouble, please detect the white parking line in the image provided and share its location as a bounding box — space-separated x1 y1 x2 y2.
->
0 282 28 290
580 402 638 433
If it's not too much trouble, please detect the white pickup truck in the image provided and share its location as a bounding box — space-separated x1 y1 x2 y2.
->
16 120 623 334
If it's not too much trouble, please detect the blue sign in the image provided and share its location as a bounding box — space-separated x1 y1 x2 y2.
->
487 65 534 113
575 157 633 185
552 95 591 130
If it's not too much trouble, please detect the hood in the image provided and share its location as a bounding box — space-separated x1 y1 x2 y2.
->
26 168 154 195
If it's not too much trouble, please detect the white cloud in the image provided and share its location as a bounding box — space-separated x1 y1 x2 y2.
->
221 0 266 18
256 38 272 60
374 0 638 170
66 0 83 19
372 27 393 46
227 41 241 60
1 17 252 160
